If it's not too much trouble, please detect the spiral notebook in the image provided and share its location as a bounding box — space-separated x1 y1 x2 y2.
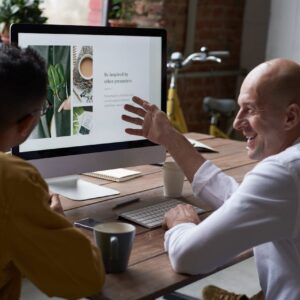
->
83 168 142 182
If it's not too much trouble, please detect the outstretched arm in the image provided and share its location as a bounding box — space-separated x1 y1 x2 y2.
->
122 96 206 182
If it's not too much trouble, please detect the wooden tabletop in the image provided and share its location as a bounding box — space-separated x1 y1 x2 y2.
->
62 133 256 300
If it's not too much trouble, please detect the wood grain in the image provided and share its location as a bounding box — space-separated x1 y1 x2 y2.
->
62 134 256 300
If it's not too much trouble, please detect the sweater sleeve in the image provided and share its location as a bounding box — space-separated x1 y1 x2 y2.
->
5 163 105 299
165 160 298 275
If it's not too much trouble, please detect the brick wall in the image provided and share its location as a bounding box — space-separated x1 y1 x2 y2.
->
161 0 245 133
104 0 245 133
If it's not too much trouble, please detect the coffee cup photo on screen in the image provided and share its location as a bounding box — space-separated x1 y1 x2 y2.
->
73 46 93 105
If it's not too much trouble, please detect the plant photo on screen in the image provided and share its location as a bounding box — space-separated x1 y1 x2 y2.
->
73 106 93 135
28 45 71 138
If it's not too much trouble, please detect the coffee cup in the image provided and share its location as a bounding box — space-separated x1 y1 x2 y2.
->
78 54 93 80
163 161 185 198
93 222 136 273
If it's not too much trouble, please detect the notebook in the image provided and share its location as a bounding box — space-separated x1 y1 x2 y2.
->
83 168 142 182
188 138 218 153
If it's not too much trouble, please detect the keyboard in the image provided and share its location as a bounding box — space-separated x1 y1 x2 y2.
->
118 198 205 228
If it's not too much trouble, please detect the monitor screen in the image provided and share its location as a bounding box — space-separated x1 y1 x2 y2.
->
11 24 166 200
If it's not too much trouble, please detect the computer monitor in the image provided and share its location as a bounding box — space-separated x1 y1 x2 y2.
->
11 24 166 200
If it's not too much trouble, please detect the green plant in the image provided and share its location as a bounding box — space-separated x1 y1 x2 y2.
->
73 107 85 135
109 0 135 21
0 0 47 26
48 63 66 104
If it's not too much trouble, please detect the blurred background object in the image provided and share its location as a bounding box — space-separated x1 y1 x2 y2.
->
0 0 47 44
42 0 89 25
108 0 137 27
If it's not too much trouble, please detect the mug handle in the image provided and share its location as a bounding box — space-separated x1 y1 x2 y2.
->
110 236 119 260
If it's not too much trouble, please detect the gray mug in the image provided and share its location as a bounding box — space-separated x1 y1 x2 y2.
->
93 222 136 273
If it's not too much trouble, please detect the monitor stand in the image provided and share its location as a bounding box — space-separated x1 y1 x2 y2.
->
46 175 120 201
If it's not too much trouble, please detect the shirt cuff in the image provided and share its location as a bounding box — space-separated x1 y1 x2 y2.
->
191 160 222 196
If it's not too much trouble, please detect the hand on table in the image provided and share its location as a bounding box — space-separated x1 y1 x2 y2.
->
49 193 65 216
162 204 200 230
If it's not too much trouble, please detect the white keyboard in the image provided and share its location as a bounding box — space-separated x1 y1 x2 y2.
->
118 198 205 228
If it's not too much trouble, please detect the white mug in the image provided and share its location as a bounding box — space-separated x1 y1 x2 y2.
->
163 161 185 198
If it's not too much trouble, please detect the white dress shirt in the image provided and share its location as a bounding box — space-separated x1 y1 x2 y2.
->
164 139 300 300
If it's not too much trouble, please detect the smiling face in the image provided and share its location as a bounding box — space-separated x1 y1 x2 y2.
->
233 59 300 161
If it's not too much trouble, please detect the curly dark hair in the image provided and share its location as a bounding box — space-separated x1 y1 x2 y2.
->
0 45 47 128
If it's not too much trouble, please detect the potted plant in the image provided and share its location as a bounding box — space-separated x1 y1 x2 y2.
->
0 0 47 44
108 0 137 28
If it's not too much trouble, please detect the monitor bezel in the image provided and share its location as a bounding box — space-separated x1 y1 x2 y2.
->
10 23 167 160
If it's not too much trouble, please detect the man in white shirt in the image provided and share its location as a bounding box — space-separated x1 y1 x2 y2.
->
122 58 300 300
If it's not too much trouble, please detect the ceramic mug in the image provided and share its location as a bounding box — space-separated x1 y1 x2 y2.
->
94 222 136 273
163 161 185 198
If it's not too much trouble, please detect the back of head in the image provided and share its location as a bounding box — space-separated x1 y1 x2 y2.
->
0 45 47 129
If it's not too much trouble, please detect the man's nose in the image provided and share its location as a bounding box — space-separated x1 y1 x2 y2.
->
233 111 244 130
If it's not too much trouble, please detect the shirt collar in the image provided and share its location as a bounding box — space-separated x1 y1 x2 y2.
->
293 136 300 145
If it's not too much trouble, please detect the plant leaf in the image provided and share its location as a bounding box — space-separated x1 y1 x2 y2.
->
48 65 59 94
55 64 65 85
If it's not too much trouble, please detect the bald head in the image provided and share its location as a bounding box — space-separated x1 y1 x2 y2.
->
243 58 300 109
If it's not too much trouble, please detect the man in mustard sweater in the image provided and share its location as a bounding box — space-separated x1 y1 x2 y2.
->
0 46 105 299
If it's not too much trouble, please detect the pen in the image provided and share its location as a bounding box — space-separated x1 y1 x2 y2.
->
113 198 140 209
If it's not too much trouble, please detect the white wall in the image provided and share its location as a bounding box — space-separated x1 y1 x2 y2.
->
266 0 300 62
42 0 89 25
240 0 270 71
235 0 270 96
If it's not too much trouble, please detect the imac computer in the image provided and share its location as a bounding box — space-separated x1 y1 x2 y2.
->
11 24 166 200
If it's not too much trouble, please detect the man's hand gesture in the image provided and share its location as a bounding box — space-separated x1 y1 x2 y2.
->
122 96 175 147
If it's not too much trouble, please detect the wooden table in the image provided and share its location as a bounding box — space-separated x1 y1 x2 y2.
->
62 133 256 300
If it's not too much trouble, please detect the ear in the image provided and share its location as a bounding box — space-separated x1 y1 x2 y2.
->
284 103 300 130
17 114 38 139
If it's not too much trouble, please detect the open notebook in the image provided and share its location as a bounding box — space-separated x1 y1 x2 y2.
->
83 168 142 182
188 138 217 153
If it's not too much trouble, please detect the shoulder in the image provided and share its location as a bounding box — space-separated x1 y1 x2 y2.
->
0 153 48 195
242 145 300 200
268 142 300 164
255 142 300 177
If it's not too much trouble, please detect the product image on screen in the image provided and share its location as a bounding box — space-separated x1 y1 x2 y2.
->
11 24 166 200
28 45 94 139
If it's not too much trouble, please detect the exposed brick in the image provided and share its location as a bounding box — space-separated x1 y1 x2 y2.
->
133 0 245 133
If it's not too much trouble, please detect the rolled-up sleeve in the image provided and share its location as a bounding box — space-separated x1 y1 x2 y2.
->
165 160 298 275
192 160 239 209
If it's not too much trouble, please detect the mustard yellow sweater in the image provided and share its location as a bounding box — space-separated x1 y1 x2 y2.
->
0 153 105 299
